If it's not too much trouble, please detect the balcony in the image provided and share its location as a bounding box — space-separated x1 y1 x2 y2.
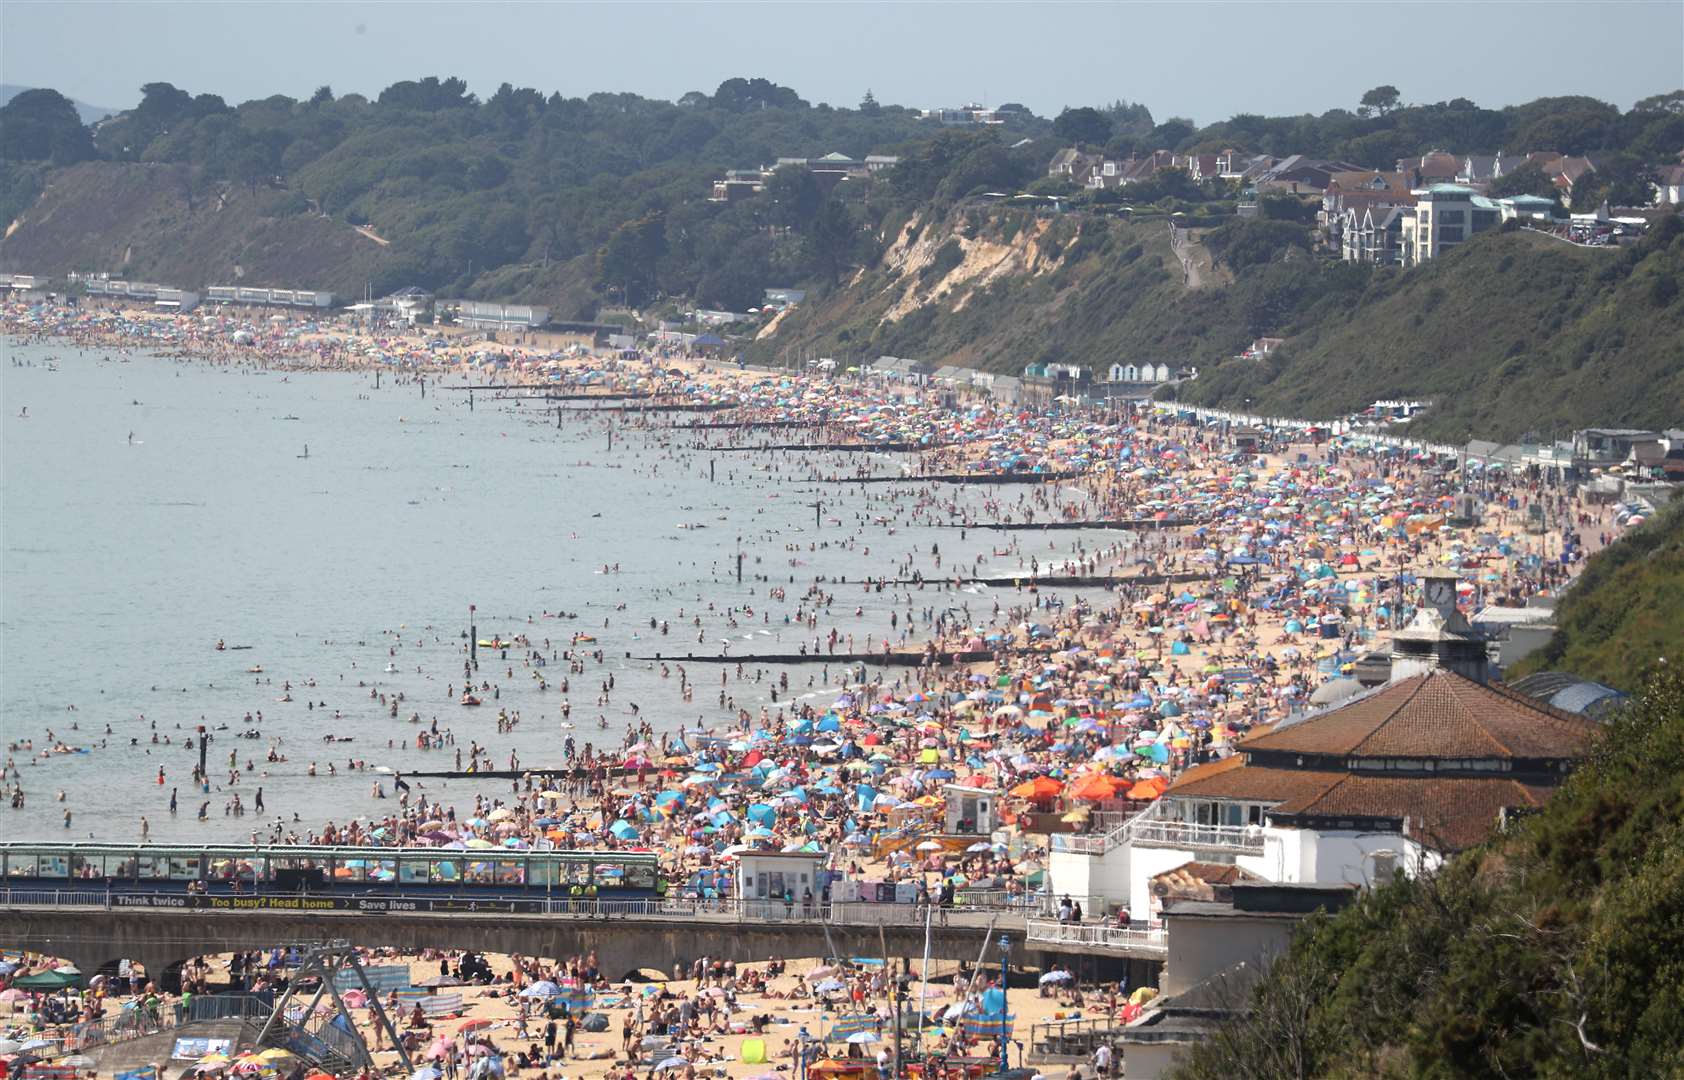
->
1131 817 1265 855
1050 802 1266 857
1025 917 1167 957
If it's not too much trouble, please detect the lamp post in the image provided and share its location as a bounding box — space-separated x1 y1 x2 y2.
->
997 935 1012 1073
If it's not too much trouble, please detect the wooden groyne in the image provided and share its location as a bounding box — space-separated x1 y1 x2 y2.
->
633 649 994 666
699 442 934 453
808 472 1087 486
556 401 738 414
867 570 1211 588
677 419 816 431
931 518 1197 530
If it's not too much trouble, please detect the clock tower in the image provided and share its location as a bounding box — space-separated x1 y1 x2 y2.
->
1389 568 1491 683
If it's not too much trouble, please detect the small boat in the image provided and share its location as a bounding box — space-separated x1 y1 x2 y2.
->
575 634 596 643
460 694 482 706
247 665 264 674
384 662 399 673
476 638 510 649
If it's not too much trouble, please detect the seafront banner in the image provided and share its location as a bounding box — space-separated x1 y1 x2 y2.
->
109 894 558 914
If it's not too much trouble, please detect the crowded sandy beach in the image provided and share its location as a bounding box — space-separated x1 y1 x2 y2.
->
1 296 1631 1080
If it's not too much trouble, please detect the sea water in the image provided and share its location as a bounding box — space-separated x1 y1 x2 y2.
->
1 342 1125 842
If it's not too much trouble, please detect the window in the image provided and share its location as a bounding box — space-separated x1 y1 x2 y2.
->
71 853 106 879
1371 851 1398 885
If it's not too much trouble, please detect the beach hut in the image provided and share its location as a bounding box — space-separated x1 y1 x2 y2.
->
941 784 1000 835
734 849 828 907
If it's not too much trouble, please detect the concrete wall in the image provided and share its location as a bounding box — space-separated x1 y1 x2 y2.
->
1 907 991 983
83 1019 258 1079
1162 915 1293 998
1048 841 1137 914
1129 845 1198 921
1123 1039 1184 1080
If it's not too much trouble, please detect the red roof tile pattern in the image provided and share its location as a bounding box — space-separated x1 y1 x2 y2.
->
1168 762 1338 803
1272 773 1556 851
1237 671 1600 760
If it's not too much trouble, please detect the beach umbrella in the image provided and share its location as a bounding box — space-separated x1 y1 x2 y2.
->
520 980 562 998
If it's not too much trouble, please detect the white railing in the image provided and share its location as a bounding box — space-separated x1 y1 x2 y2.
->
1025 917 1166 956
1049 803 1267 857
1049 802 1162 855
0 888 1023 929
1131 818 1266 854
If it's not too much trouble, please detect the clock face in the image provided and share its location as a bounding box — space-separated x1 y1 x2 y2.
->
1426 580 1455 606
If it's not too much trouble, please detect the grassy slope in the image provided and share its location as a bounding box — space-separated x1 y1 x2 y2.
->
0 161 398 295
1187 225 1684 442
1508 497 1684 690
759 208 1683 442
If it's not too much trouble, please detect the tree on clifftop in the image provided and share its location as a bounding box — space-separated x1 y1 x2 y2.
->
1359 84 1402 117
1053 106 1113 147
0 88 95 165
711 77 807 112
595 212 668 308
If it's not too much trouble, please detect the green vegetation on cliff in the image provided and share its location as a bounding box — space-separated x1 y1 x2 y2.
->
1183 216 1684 440
1169 660 1684 1080
1509 497 1684 690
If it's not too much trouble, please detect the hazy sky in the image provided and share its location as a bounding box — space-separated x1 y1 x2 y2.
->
5 1 1681 121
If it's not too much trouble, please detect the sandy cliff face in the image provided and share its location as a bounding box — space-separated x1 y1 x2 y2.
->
877 213 1063 323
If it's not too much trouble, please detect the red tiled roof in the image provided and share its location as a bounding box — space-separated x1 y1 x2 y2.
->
1168 762 1339 803
1272 773 1556 850
1236 670 1599 761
